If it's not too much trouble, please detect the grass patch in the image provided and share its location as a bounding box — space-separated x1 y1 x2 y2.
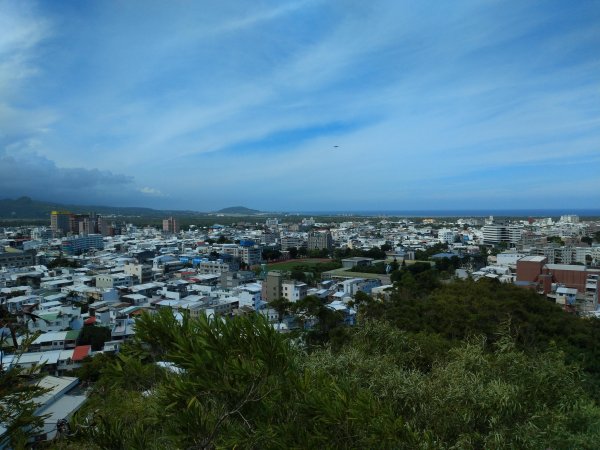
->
266 258 335 272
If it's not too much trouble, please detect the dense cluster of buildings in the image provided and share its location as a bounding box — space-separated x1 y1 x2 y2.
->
2 211 600 443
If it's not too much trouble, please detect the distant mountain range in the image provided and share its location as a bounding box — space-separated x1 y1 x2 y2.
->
0 197 262 219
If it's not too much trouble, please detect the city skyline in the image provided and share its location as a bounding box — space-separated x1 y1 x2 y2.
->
1 0 599 211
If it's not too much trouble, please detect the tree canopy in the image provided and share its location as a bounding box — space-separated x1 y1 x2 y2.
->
54 286 600 449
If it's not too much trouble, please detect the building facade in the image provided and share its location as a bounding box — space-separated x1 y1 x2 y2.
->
163 217 179 234
308 231 333 251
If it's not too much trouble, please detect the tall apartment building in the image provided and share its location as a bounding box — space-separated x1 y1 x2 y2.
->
98 216 111 236
507 225 524 244
308 231 333 251
482 220 522 245
78 214 98 235
51 211 72 237
220 243 262 266
482 219 508 244
239 246 262 266
163 217 179 234
51 211 104 237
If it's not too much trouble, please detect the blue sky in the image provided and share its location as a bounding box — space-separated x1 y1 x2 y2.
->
1 0 599 211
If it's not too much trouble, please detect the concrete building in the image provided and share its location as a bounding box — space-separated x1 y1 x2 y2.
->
282 281 308 302
123 263 153 283
61 234 104 255
220 244 262 266
308 231 333 251
482 219 523 246
0 250 35 269
261 232 278 245
508 225 524 244
220 271 255 289
239 246 262 266
197 260 232 275
516 256 600 311
438 229 457 244
163 217 179 234
50 211 72 237
496 251 527 267
262 271 283 302
337 278 381 296
95 273 134 289
280 236 304 250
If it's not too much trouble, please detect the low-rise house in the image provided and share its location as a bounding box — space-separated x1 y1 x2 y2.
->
111 318 136 341
30 330 80 352
326 300 357 326
28 376 87 444
6 294 39 314
28 305 83 333
121 293 149 306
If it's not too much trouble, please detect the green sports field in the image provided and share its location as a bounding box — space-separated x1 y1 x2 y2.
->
265 258 336 272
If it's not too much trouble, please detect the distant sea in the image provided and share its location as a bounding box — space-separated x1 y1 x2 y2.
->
291 209 600 218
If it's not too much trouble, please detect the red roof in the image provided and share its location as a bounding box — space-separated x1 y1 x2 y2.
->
84 316 97 325
72 345 91 361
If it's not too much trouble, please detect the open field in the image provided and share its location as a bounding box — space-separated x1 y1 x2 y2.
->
322 267 391 281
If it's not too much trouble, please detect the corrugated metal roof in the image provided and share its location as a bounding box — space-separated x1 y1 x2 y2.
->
65 329 81 340
72 345 91 361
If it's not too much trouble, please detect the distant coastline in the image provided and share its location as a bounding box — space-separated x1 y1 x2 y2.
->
289 209 600 218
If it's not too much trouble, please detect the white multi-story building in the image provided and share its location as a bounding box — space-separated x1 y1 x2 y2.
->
508 225 524 244
482 221 522 245
282 281 308 302
438 229 457 244
95 273 134 289
61 234 104 255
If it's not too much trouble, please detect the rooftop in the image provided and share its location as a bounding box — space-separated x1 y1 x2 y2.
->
519 256 547 262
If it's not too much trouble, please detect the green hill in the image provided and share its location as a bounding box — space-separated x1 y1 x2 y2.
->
215 206 261 215
0 197 205 219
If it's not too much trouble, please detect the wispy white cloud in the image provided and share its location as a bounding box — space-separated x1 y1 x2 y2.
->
138 186 165 197
2 0 599 210
0 0 56 150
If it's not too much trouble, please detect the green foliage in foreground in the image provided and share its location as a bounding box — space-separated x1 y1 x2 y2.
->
54 299 600 449
0 336 50 449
